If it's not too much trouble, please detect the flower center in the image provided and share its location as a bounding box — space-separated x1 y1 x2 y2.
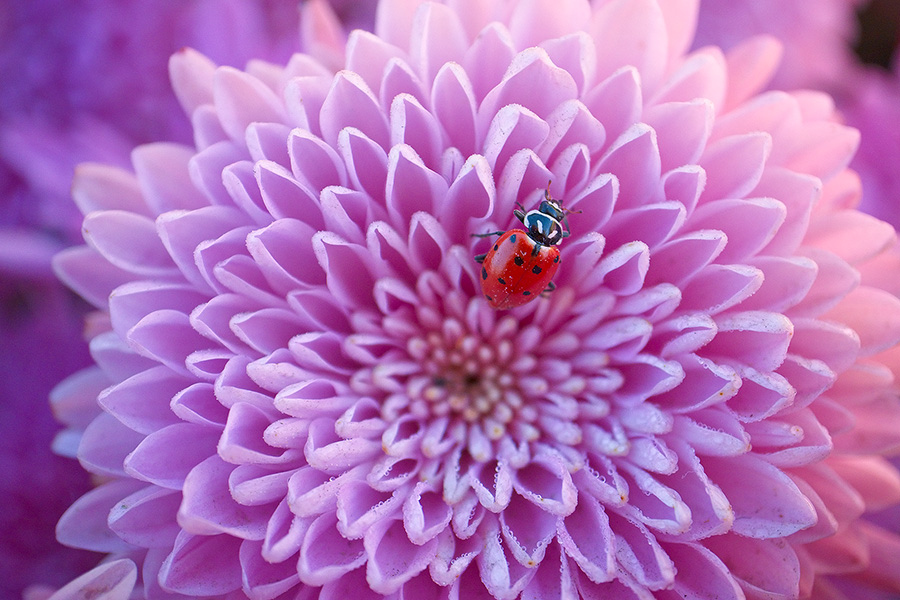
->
405 314 540 442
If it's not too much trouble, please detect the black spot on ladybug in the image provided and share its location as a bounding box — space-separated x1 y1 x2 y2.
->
510 234 517 243
485 294 493 301
554 256 559 263
498 277 506 285
493 244 499 251
481 267 487 280
523 291 531 296
532 265 542 275
513 256 524 266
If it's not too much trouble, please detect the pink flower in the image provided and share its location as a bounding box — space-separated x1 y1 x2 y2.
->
692 0 864 91
692 0 900 237
839 64 900 230
0 1 302 596
50 0 900 598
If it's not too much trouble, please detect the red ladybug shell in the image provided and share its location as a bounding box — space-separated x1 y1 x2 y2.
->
479 229 561 309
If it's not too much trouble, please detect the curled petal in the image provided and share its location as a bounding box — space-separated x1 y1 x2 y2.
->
45 559 137 600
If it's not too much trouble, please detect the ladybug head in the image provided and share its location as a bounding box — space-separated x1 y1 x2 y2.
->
537 197 566 222
523 209 564 246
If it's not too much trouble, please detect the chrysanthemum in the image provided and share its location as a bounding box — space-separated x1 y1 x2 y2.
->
692 0 864 91
50 0 900 598
1 1 304 595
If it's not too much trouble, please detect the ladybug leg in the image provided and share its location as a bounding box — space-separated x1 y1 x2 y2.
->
472 230 505 238
513 201 527 224
474 253 486 263
540 281 557 297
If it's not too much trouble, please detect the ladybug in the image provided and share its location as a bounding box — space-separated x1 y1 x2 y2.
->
475 185 575 310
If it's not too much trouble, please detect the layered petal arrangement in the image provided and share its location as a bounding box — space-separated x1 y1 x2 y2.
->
50 0 900 598
693 0 864 91
1 1 306 595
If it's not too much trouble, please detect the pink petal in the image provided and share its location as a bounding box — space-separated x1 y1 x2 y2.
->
297 513 366 585
320 71 390 149
169 48 217 116
179 455 271 540
364 517 439 593
790 318 860 374
508 0 591 49
82 210 176 277
98 366 188 434
190 141 250 207
705 535 800 600
46 559 137 600
540 32 597 97
56 479 142 552
124 422 219 489
479 47 579 125
590 0 667 93
409 2 469 84
477 522 537 598
462 22 516 102
246 122 293 166
520 541 579 600
403 482 452 545
262 499 311 563
700 132 771 202
289 129 348 193
318 568 384 600
132 143 208 213
53 246 134 308
775 121 859 182
645 100 713 173
239 539 300 600
606 511 675 590
78 412 144 477
256 161 324 226
662 542 743 600
513 454 578 516
722 36 782 111
108 485 181 548
431 62 478 156
825 286 900 356
158 531 243 596
672 409 750 456
583 66 642 145
499 492 559 566
247 218 324 295
213 67 287 141
222 162 275 227
156 205 248 293
108 280 208 340
304 417 383 470
558 492 615 583
72 163 149 217
335 477 402 538
645 227 725 287
385 144 448 229
653 48 726 112
805 209 896 267
126 309 212 376
346 30 407 93
604 201 686 251
704 311 793 372
594 124 661 210
829 455 900 511
704 454 817 538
